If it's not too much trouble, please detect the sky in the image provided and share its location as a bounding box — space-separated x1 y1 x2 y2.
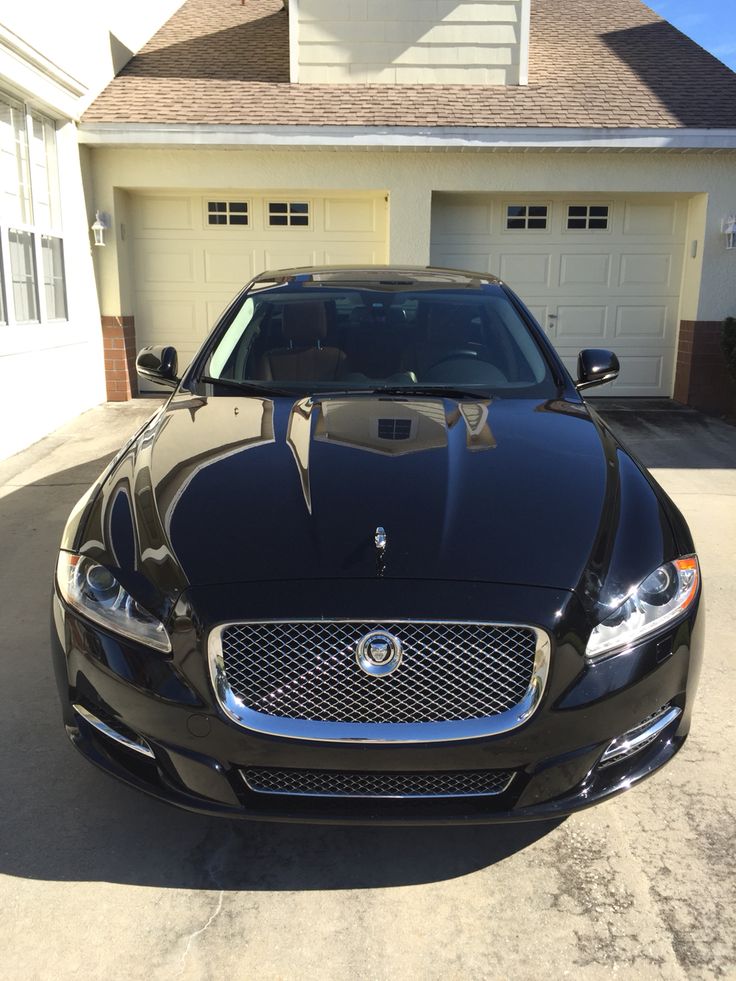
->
647 0 736 70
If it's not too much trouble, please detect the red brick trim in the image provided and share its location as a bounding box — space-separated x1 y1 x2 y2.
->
102 315 138 401
674 320 736 416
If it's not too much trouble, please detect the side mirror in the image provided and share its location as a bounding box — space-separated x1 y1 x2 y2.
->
576 349 619 391
136 345 179 389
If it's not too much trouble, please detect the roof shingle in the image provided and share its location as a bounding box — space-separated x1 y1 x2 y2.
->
83 0 736 129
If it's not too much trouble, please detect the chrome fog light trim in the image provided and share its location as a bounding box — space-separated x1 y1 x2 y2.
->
599 705 681 769
73 704 155 759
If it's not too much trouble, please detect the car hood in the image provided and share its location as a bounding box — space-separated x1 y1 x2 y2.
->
76 392 679 611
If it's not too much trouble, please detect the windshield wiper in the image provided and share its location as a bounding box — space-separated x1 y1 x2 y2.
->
370 386 493 401
198 376 298 398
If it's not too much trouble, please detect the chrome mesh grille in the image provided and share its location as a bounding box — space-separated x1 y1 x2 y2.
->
218 620 538 724
243 766 515 799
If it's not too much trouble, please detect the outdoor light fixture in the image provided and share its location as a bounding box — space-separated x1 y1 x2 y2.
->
722 214 736 251
91 210 108 247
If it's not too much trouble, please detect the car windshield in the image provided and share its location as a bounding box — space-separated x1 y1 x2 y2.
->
200 281 559 397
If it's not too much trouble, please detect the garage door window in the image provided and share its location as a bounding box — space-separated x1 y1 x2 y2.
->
506 205 548 230
207 201 249 226
268 202 310 227
0 90 65 326
567 205 609 230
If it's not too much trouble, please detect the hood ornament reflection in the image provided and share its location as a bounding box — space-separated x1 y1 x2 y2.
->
374 526 387 577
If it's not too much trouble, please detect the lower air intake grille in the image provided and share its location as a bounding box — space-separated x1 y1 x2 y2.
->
242 766 515 799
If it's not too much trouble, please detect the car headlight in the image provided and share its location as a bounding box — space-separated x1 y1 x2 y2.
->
56 552 172 653
586 556 699 661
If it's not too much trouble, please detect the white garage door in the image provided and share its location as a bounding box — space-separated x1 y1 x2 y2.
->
430 194 687 396
131 191 388 379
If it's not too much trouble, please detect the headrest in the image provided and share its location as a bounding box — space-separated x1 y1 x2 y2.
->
283 302 327 345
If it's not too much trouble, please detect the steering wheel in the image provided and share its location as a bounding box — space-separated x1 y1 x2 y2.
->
425 349 479 372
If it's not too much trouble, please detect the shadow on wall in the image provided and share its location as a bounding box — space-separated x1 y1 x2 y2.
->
0 452 558 890
600 21 736 127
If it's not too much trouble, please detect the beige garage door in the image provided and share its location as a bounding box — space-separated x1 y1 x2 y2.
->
430 194 687 397
131 191 388 382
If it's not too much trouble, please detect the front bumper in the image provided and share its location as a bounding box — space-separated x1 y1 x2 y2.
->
50 578 704 824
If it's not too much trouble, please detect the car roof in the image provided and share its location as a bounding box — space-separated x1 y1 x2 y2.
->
251 265 503 290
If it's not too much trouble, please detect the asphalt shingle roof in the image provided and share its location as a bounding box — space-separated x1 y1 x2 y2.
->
83 0 736 129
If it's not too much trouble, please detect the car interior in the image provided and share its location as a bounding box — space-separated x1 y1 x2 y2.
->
212 290 549 390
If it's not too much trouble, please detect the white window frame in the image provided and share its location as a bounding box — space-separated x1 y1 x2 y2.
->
267 200 312 229
204 198 251 227
503 202 550 233
0 90 66 327
565 203 612 233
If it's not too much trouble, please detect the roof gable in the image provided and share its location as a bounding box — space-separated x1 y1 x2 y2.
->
83 0 736 129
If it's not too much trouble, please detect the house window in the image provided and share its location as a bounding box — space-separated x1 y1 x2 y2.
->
268 202 310 227
0 90 66 325
506 205 548 230
207 201 249 226
8 229 39 323
567 205 609 230
41 236 67 319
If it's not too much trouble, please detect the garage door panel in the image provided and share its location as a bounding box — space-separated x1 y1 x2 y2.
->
614 305 669 340
559 253 612 288
139 196 194 231
432 200 492 237
498 253 551 287
556 305 607 339
133 191 388 390
623 201 678 236
323 198 379 233
323 247 385 264
135 298 202 347
432 251 494 273
136 247 196 285
203 248 256 284
431 194 686 397
619 253 673 288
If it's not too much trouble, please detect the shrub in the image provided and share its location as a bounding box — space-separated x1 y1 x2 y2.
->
723 317 736 383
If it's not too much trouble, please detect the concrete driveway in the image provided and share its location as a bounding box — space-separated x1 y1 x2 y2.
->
1 399 734 980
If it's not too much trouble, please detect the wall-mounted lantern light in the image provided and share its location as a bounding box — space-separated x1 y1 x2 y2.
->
91 210 108 247
722 214 736 251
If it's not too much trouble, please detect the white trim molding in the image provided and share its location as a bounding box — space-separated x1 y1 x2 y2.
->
77 123 736 152
518 0 531 86
0 24 86 118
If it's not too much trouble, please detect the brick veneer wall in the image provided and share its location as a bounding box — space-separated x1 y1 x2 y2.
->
674 320 736 416
101 315 138 401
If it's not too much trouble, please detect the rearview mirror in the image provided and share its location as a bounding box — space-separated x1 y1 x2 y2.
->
576 349 619 391
136 345 179 389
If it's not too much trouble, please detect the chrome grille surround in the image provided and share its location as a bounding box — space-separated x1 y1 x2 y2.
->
242 766 516 799
208 619 551 743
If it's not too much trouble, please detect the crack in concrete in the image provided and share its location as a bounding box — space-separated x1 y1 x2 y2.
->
179 889 225 972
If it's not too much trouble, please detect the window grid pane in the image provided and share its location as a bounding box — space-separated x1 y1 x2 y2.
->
41 235 67 320
0 97 33 225
268 201 311 227
8 229 39 322
207 201 249 226
567 205 609 230
506 204 547 230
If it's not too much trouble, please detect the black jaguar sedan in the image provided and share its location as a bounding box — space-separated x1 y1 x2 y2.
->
51 266 702 823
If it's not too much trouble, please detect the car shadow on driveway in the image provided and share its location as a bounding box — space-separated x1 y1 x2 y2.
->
0 455 560 892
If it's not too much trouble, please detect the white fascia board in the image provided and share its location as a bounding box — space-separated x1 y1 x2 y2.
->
0 24 86 119
77 123 736 151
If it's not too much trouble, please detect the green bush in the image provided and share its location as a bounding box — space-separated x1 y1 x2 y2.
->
723 317 736 383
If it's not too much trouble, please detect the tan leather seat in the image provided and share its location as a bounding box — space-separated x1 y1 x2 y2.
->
259 302 346 382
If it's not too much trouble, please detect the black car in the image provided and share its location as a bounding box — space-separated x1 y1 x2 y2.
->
51 266 702 823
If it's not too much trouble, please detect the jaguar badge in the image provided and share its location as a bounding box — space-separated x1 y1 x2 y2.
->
356 629 403 676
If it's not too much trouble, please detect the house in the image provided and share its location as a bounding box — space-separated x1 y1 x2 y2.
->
0 1 181 458
2 0 736 457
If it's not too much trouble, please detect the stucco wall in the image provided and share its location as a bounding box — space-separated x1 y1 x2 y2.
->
89 146 736 326
294 0 527 84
